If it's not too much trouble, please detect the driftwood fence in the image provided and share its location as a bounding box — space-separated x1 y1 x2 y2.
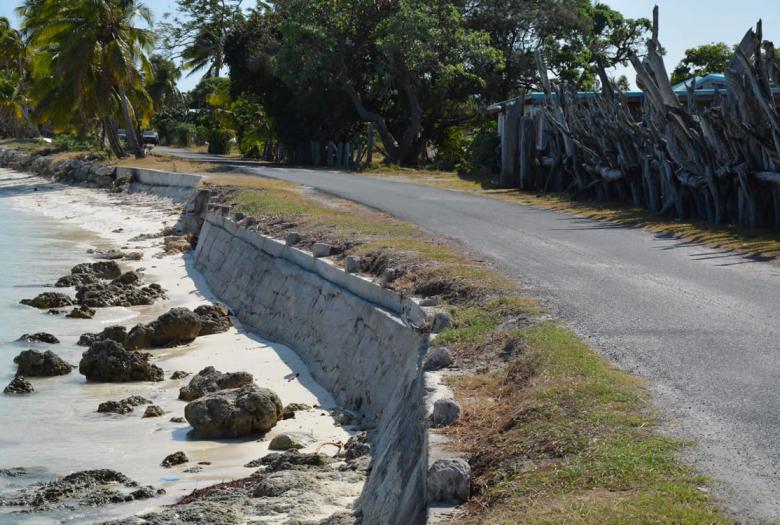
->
499 7 780 231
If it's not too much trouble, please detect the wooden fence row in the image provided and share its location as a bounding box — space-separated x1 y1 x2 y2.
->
499 8 780 231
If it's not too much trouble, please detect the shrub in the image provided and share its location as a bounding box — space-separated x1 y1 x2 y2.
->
173 123 196 147
433 127 470 171
460 123 500 177
194 126 209 146
53 134 93 152
207 128 234 155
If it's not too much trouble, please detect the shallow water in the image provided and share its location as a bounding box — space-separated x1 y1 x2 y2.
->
0 169 355 524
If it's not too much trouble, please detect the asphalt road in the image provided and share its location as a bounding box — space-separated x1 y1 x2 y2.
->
160 147 780 519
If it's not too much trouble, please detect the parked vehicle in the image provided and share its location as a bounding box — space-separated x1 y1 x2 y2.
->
117 129 127 142
142 130 160 145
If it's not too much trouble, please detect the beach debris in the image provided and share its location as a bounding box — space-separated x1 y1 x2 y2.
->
184 384 282 438
17 332 60 344
179 366 254 401
3 376 33 394
79 340 164 382
14 349 74 377
161 451 189 468
163 235 192 254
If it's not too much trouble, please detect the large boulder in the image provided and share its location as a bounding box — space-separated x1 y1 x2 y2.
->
184 384 283 438
79 340 163 382
20 292 74 309
194 304 232 336
126 308 202 350
179 366 254 401
14 350 74 377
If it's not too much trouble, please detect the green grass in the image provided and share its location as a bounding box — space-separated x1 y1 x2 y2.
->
447 320 727 524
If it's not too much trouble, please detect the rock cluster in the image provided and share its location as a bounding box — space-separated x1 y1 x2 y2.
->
0 469 162 512
14 349 74 377
0 148 127 189
79 340 163 382
4 376 34 394
97 396 152 415
184 384 283 438
55 261 122 287
18 332 60 344
20 292 74 309
179 366 254 401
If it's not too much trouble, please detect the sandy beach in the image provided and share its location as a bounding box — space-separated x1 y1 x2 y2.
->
0 168 359 524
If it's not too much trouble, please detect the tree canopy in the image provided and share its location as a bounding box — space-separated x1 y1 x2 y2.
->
670 42 733 85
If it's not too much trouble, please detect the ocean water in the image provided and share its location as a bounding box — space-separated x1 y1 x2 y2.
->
0 173 158 523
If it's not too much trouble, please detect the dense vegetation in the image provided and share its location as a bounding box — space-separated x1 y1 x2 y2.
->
1 0 655 166
0 1 741 171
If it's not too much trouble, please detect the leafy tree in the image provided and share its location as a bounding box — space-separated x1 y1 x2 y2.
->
159 0 245 79
18 0 154 157
670 42 733 85
464 0 649 98
224 8 358 157
273 0 499 165
146 55 183 111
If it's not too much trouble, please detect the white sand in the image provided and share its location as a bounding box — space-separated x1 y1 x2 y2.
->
0 169 357 523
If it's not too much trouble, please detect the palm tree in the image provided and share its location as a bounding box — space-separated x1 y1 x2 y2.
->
146 54 183 110
19 0 154 158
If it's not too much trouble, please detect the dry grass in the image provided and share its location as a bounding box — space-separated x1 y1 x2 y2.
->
441 319 727 524
360 168 780 263
207 177 514 303
116 152 219 174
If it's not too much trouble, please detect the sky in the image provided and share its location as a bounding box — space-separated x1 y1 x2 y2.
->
1 0 778 91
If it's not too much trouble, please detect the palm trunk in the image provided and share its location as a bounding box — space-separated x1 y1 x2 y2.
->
103 116 125 158
117 84 145 158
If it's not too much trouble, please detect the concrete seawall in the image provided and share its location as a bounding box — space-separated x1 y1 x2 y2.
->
194 213 430 524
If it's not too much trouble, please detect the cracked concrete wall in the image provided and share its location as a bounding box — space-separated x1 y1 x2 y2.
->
194 213 429 524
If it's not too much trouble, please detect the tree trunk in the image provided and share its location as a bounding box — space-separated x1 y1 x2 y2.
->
117 84 145 159
102 116 125 158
